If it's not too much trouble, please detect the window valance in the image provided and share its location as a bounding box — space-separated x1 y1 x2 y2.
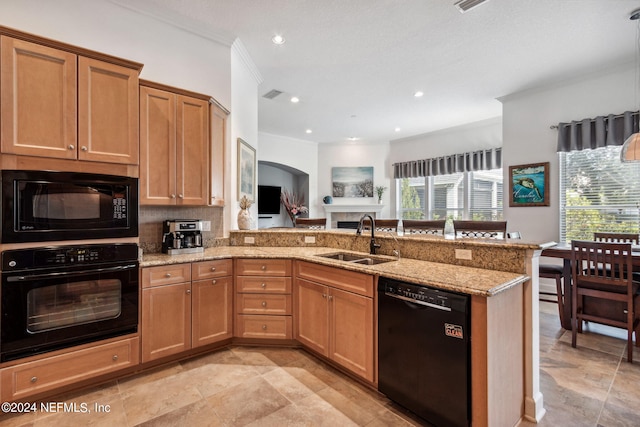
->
556 111 639 152
393 147 502 179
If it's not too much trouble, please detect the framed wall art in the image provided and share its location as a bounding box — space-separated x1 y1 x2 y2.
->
237 138 256 201
331 166 374 197
509 162 549 207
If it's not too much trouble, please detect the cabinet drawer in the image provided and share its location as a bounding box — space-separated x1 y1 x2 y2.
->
192 259 233 280
236 294 292 315
236 315 292 339
236 259 292 276
142 263 191 288
1 337 139 401
295 261 374 297
236 276 292 294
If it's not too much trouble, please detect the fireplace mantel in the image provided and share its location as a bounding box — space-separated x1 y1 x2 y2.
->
322 203 384 229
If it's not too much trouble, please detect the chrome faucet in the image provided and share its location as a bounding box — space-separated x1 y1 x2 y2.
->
356 214 381 254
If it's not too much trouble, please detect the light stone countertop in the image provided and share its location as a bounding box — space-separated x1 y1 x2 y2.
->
141 246 529 297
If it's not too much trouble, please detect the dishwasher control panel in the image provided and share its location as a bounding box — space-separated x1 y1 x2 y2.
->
383 281 451 309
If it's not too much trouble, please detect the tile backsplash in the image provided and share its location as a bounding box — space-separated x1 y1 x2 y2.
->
139 206 224 253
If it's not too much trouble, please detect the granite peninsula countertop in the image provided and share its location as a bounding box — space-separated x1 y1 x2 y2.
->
141 245 529 297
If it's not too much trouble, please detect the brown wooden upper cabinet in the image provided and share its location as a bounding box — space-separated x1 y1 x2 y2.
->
0 35 139 165
140 81 211 206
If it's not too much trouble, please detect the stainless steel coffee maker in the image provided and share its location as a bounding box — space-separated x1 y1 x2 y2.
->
162 219 204 255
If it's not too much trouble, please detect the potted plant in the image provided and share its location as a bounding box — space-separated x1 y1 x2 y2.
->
375 186 387 204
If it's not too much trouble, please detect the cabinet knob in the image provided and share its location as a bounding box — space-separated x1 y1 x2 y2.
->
186 289 191 295
212 279 217 285
322 294 327 299
261 283 266 288
170 194 176 199
81 146 88 151
261 301 267 307
210 267 216 272
262 324 267 330
112 355 119 361
261 265 267 271
68 144 75 150
328 295 333 301
178 194 184 199
165 273 171 278
30 376 37 383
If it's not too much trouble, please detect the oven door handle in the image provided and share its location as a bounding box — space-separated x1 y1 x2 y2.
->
6 264 138 282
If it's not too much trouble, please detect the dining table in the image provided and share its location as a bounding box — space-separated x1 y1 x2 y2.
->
541 243 640 330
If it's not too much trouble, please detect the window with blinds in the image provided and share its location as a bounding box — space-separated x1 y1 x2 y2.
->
397 169 503 221
560 146 640 243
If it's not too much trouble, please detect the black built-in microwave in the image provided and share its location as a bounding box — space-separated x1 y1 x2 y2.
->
1 170 138 243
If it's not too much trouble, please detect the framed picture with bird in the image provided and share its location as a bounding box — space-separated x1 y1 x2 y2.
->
509 162 549 207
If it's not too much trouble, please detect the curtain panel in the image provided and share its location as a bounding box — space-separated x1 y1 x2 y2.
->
393 147 502 179
556 111 640 152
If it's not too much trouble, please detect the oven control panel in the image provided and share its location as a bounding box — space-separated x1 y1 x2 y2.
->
1 243 138 271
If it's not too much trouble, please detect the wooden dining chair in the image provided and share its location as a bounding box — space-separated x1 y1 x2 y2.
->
402 220 446 235
362 219 399 232
508 231 565 326
594 232 639 245
570 240 640 362
295 218 326 229
452 220 507 239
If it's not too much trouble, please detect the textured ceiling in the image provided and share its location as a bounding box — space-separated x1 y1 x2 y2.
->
122 0 639 144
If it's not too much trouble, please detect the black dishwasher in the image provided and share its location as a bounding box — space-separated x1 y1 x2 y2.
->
378 276 470 427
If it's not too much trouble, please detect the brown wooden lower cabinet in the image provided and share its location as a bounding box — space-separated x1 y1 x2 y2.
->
294 261 375 382
141 260 233 362
0 337 139 402
234 258 293 339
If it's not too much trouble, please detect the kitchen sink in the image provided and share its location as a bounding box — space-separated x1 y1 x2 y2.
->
315 252 395 265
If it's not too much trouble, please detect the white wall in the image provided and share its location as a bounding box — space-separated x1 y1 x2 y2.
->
501 62 636 243
258 132 318 216
318 142 392 217
230 42 260 231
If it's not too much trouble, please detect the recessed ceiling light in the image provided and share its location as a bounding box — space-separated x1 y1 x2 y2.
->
348 137 358 141
305 129 312 134
272 34 285 45
290 96 299 103
394 127 401 132
414 91 424 98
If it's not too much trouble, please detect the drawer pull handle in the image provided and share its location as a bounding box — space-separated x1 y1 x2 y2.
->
165 273 171 278
112 355 119 361
261 265 267 271
212 279 217 285
262 301 267 307
30 376 37 383
210 267 216 272
262 324 267 330
261 283 266 288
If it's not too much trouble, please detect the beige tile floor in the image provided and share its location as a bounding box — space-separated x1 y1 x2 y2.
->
1 301 639 426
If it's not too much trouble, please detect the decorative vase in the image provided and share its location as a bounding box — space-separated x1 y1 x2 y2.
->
378 198 382 204
323 195 333 204
237 208 251 230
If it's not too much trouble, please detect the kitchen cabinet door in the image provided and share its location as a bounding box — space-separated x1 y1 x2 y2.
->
140 85 177 204
295 278 329 356
0 36 77 159
192 277 233 347
78 57 139 164
329 287 374 382
141 283 191 362
177 94 209 205
210 102 227 206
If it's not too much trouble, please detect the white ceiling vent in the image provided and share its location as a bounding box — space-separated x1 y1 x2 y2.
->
454 0 489 13
262 89 283 99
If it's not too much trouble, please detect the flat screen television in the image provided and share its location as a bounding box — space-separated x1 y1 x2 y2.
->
258 185 282 214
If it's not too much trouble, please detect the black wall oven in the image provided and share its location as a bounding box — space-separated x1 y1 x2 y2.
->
1 170 138 243
1 243 139 362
